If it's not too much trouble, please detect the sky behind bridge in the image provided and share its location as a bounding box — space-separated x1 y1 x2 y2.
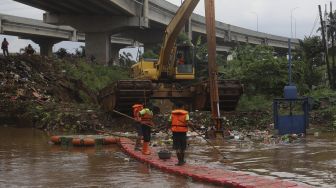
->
0 0 332 54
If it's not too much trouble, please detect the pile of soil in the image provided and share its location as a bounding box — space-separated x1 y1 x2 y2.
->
0 55 107 133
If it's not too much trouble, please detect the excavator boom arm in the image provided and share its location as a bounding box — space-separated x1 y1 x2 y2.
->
157 0 200 76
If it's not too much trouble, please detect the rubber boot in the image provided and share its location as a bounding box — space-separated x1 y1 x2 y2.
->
142 142 151 155
134 138 142 151
181 151 186 165
175 152 183 166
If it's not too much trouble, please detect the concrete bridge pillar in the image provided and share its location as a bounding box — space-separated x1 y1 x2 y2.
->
85 32 111 65
0 18 3 33
110 45 121 66
32 39 59 57
185 17 192 40
110 43 130 66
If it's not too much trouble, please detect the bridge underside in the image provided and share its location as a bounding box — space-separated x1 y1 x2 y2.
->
14 0 138 16
14 0 147 64
12 0 297 65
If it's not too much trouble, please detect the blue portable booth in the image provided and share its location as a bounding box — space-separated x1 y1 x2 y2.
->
273 39 309 135
273 97 309 135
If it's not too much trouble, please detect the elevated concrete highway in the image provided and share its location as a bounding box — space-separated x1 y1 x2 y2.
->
0 13 135 58
149 0 297 49
0 13 83 56
0 13 230 60
13 0 299 64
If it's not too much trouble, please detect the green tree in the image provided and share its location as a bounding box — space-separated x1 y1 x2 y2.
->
142 50 159 59
194 36 208 78
294 36 324 91
224 45 288 96
318 10 336 89
329 11 336 88
119 52 136 68
55 48 69 59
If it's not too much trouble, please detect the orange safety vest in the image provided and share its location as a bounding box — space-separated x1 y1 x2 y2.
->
132 104 143 121
171 109 188 132
178 58 185 65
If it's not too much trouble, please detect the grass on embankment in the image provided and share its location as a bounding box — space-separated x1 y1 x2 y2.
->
57 59 130 92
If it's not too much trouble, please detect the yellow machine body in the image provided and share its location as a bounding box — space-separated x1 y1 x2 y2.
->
131 56 195 81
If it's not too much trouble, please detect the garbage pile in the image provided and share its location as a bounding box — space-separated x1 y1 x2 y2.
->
153 111 272 133
151 110 280 145
0 56 106 132
108 107 303 145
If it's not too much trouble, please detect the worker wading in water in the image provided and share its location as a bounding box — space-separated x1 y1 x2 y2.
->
132 103 144 151
169 102 189 166
139 105 154 155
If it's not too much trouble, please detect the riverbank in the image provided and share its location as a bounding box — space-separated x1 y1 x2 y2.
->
0 55 334 135
0 56 108 133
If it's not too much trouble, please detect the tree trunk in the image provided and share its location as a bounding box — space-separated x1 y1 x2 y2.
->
332 35 336 88
330 2 336 88
319 5 334 89
309 57 313 90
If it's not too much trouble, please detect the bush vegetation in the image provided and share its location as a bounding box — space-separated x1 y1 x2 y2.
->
58 59 129 92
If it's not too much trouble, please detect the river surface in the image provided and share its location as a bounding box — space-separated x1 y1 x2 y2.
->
0 126 335 187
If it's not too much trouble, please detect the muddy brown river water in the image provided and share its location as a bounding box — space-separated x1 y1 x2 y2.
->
0 126 335 187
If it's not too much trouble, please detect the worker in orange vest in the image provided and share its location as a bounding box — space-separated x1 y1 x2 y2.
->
132 103 144 151
169 102 189 166
176 52 185 65
139 104 154 155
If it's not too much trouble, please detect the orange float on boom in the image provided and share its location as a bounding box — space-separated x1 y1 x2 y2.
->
83 138 95 146
50 135 119 147
72 138 82 146
50 136 61 144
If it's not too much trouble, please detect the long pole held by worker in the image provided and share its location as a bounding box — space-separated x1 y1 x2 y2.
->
112 110 153 128
189 124 227 159
205 0 221 131
176 117 227 159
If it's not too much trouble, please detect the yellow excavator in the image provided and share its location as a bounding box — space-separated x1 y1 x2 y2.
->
99 0 243 113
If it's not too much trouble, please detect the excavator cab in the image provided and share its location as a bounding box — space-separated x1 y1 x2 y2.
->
174 44 195 80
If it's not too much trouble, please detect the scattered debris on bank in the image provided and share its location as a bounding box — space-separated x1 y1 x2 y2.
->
0 56 107 133
0 55 334 139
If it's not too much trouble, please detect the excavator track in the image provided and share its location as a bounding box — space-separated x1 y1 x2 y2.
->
193 80 243 111
100 79 242 113
99 80 153 113
217 80 243 111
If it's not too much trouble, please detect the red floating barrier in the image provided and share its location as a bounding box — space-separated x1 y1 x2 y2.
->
103 137 118 145
83 138 95 146
50 136 61 144
72 138 83 146
50 135 119 147
118 137 312 188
